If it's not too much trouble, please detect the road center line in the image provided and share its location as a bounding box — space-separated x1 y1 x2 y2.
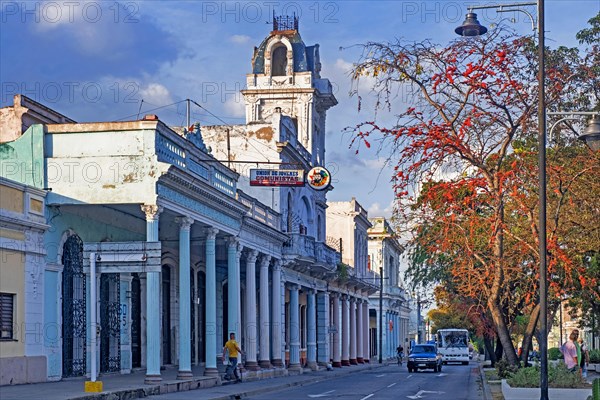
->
387 382 397 388
376 374 385 377
360 394 374 400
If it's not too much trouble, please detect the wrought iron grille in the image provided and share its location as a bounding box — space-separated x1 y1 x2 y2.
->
273 12 299 31
62 235 86 377
100 273 121 373
131 274 141 368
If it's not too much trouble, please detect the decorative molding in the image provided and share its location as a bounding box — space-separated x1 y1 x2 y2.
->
141 204 163 221
205 227 219 241
175 216 194 230
157 184 241 230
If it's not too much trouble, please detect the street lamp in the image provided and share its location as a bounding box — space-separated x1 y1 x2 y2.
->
455 4 600 400
455 2 548 399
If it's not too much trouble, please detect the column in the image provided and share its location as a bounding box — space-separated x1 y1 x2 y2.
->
332 293 341 367
271 260 283 367
288 284 301 371
341 295 350 366
259 255 271 368
316 291 330 367
142 205 162 384
176 216 194 379
245 250 259 370
307 289 317 370
363 302 370 363
204 227 219 376
227 238 240 340
357 299 364 363
350 298 357 364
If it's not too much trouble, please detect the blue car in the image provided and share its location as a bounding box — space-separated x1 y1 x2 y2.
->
407 344 443 373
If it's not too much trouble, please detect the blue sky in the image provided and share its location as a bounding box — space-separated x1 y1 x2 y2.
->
2 0 598 218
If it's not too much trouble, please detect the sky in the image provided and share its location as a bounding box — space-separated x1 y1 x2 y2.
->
2 0 599 219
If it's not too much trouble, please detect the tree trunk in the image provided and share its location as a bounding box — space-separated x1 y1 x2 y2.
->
521 304 541 366
484 336 496 365
494 337 504 362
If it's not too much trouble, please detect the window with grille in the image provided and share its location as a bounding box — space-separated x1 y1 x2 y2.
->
0 293 15 340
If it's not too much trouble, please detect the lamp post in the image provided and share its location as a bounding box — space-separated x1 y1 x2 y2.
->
455 5 600 399
455 2 547 398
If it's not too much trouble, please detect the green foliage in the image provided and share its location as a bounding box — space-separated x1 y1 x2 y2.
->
592 378 599 400
590 349 600 364
548 347 563 361
496 358 519 379
337 262 349 280
507 362 585 388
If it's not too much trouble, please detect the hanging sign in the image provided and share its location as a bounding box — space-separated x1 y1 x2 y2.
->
306 166 331 191
250 169 305 187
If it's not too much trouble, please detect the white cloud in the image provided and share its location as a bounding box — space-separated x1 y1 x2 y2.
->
367 201 395 219
139 83 173 106
230 35 251 44
224 96 245 118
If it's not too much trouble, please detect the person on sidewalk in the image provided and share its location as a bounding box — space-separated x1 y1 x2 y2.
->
222 332 243 382
562 330 580 373
578 337 590 378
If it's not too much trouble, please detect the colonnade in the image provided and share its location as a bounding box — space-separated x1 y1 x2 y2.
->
141 205 374 383
329 294 370 367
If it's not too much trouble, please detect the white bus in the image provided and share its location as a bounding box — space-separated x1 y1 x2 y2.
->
437 328 470 364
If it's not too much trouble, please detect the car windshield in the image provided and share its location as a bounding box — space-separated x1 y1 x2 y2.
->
412 345 435 353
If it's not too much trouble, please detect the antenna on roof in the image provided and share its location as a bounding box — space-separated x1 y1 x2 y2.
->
136 99 144 120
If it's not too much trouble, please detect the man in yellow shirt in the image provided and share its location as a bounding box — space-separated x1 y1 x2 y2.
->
222 332 243 382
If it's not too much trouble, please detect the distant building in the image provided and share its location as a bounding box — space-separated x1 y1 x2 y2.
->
367 217 410 360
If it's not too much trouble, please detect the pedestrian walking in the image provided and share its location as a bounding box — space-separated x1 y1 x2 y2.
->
578 337 590 378
561 330 580 373
222 332 243 382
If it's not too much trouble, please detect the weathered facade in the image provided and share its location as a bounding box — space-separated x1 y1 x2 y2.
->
0 177 49 385
367 217 410 360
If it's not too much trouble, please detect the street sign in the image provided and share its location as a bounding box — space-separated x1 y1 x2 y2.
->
306 167 331 191
250 169 305 187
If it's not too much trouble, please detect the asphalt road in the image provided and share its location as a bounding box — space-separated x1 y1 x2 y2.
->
246 364 483 400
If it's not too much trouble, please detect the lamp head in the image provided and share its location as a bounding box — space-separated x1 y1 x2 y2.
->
455 12 488 37
578 115 600 152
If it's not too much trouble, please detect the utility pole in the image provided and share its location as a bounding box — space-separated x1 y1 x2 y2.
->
416 293 422 343
379 266 383 364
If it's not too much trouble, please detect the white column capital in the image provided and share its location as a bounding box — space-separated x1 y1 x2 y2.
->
204 227 219 240
272 259 282 270
175 216 194 230
227 236 239 248
246 249 258 263
259 254 271 269
141 204 163 221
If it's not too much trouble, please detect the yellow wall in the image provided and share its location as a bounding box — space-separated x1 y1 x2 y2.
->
0 184 24 214
0 250 25 357
30 198 43 214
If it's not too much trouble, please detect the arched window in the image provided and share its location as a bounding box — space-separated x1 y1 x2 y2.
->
272 45 288 76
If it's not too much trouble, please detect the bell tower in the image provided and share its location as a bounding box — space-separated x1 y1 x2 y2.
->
242 13 337 166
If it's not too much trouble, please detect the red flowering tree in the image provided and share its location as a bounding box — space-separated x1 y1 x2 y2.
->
348 25 599 366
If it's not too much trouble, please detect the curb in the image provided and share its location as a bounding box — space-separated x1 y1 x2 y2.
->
61 363 390 400
479 362 494 400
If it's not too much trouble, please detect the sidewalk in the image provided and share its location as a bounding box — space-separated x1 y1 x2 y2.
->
0 362 389 400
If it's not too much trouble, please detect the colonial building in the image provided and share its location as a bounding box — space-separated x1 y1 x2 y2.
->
201 16 377 369
0 177 49 384
367 217 410 360
0 95 288 383
326 198 379 365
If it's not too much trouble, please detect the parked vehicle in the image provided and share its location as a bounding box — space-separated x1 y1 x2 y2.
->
407 344 443 373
